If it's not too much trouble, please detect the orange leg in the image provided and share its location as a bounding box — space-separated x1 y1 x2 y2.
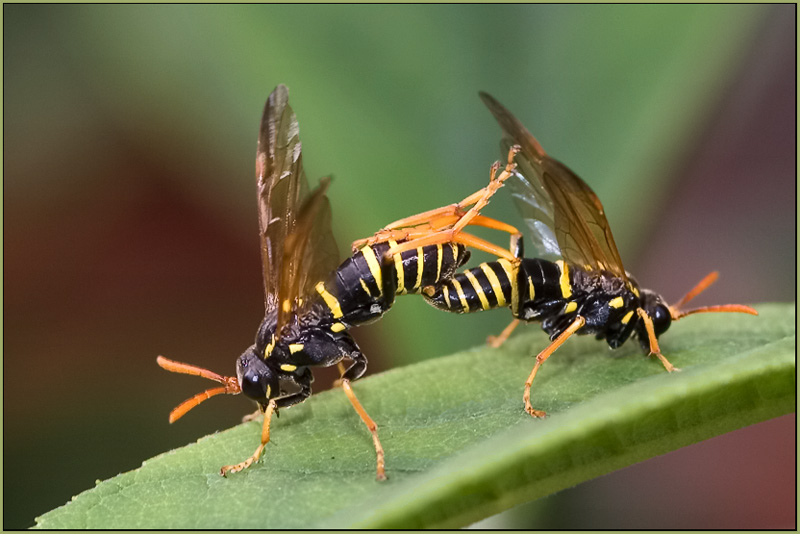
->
341 378 386 481
363 204 467 239
636 308 679 372
487 319 521 348
357 214 520 253
357 147 518 240
241 409 262 423
352 145 522 259
220 399 277 476
467 214 520 235
524 316 586 418
380 229 515 262
449 145 520 236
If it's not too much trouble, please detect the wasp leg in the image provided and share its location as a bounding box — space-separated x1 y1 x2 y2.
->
274 368 316 409
354 215 520 262
510 232 524 259
241 409 261 423
387 228 517 262
487 319 521 348
524 316 586 418
636 308 680 372
358 214 518 250
351 178 505 248
341 378 386 481
352 145 522 256
221 370 313 476
446 145 520 236
220 398 278 476
333 346 386 481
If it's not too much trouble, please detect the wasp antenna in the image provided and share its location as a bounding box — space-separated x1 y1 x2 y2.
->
169 386 240 423
671 304 759 321
671 271 719 311
669 272 758 320
157 356 242 422
157 355 230 384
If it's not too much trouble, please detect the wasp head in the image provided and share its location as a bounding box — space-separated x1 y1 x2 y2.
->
236 345 280 407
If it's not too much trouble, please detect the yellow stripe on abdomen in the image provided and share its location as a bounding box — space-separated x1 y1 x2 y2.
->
315 281 343 318
498 258 518 313
436 244 443 281
413 246 424 291
389 240 406 295
359 277 373 297
464 269 490 311
480 263 506 308
451 278 470 313
361 246 383 297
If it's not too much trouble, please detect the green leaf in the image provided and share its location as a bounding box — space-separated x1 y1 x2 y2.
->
36 304 794 529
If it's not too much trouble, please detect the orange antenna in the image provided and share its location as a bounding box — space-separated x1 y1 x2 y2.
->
156 356 241 423
669 271 758 321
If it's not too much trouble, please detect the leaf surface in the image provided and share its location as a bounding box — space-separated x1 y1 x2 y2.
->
35 304 794 529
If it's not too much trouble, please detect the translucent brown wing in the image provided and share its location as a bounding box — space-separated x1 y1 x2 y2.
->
479 92 628 280
277 176 340 335
296 179 339 302
256 85 340 325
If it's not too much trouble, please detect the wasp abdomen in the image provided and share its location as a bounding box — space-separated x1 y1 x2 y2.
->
423 257 576 321
313 241 470 328
390 242 469 296
424 258 516 314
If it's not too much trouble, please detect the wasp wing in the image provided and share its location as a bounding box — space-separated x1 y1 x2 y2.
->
256 85 340 321
296 179 339 302
277 176 340 336
479 92 559 260
479 92 628 280
256 85 306 310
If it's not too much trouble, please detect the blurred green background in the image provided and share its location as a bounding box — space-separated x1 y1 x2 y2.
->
3 5 795 529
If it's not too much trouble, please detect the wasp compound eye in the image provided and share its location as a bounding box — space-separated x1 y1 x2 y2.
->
649 303 672 337
236 349 277 401
240 368 269 400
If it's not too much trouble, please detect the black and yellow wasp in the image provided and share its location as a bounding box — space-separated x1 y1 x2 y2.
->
157 85 483 480
366 92 758 418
